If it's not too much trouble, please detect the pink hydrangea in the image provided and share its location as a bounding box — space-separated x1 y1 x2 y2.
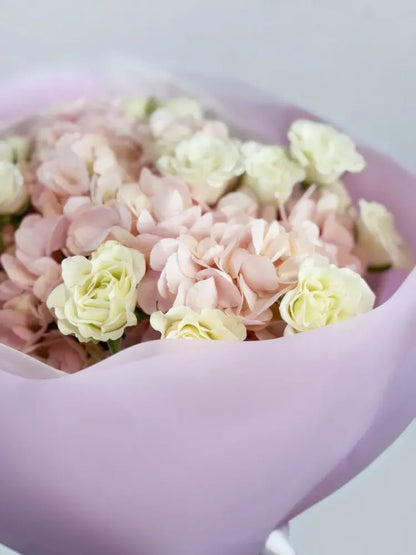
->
25 330 105 373
64 197 132 255
1 214 69 300
37 138 91 196
138 219 285 330
287 188 364 274
0 291 51 351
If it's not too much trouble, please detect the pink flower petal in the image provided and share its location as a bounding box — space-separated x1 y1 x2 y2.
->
184 278 218 311
241 254 279 292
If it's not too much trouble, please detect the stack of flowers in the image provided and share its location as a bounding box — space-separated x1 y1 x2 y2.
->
0 96 413 372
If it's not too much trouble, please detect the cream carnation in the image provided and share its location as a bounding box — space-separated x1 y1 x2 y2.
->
0 161 29 215
242 141 305 204
288 120 365 185
0 136 31 163
0 141 14 163
280 255 375 333
157 132 244 204
47 241 146 342
150 306 247 340
123 96 158 120
161 97 203 119
357 200 414 271
149 97 204 139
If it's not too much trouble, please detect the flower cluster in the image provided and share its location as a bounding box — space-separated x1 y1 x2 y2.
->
0 96 413 372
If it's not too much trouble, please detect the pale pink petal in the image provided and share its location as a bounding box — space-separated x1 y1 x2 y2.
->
136 271 161 315
1 254 35 288
289 196 316 228
184 278 218 311
227 248 249 279
237 274 258 312
321 213 354 250
217 191 258 221
136 210 157 234
176 242 200 278
152 190 186 221
251 219 267 256
0 278 24 303
33 266 62 301
240 254 279 292
188 212 216 240
196 268 241 308
37 149 90 196
164 254 187 294
63 196 91 216
66 203 131 255
150 239 180 271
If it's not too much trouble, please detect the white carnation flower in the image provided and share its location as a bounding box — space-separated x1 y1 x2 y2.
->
280 255 375 333
157 132 244 204
150 306 247 341
242 141 305 204
0 161 29 215
288 119 365 185
0 136 31 164
0 141 13 163
123 96 157 120
357 200 414 271
161 97 203 119
149 98 204 146
47 241 146 343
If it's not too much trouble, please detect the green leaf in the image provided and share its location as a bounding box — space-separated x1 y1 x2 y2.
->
0 215 12 226
368 263 392 273
135 308 150 323
145 97 159 117
107 338 122 355
300 181 313 191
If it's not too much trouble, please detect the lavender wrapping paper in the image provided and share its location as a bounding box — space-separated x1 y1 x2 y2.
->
0 66 415 555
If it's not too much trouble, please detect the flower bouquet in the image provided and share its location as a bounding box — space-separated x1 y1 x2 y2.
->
0 66 414 555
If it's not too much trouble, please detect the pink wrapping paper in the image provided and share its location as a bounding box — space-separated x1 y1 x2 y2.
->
0 66 415 555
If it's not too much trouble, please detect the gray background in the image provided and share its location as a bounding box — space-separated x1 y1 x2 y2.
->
0 1 414 553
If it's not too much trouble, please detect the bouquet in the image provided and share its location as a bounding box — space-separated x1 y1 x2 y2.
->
0 67 414 555
0 84 413 368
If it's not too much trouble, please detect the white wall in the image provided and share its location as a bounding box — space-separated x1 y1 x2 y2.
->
0 1 414 553
0 0 415 171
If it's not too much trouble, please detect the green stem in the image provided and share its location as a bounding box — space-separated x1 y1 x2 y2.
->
0 215 12 226
368 263 392 273
107 338 122 355
145 97 159 117
135 308 150 323
300 181 313 191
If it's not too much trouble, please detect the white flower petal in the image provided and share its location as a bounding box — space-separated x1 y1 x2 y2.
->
157 132 244 204
358 200 414 271
280 254 375 332
242 142 305 204
288 120 365 185
0 161 28 215
47 241 146 343
150 306 247 341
